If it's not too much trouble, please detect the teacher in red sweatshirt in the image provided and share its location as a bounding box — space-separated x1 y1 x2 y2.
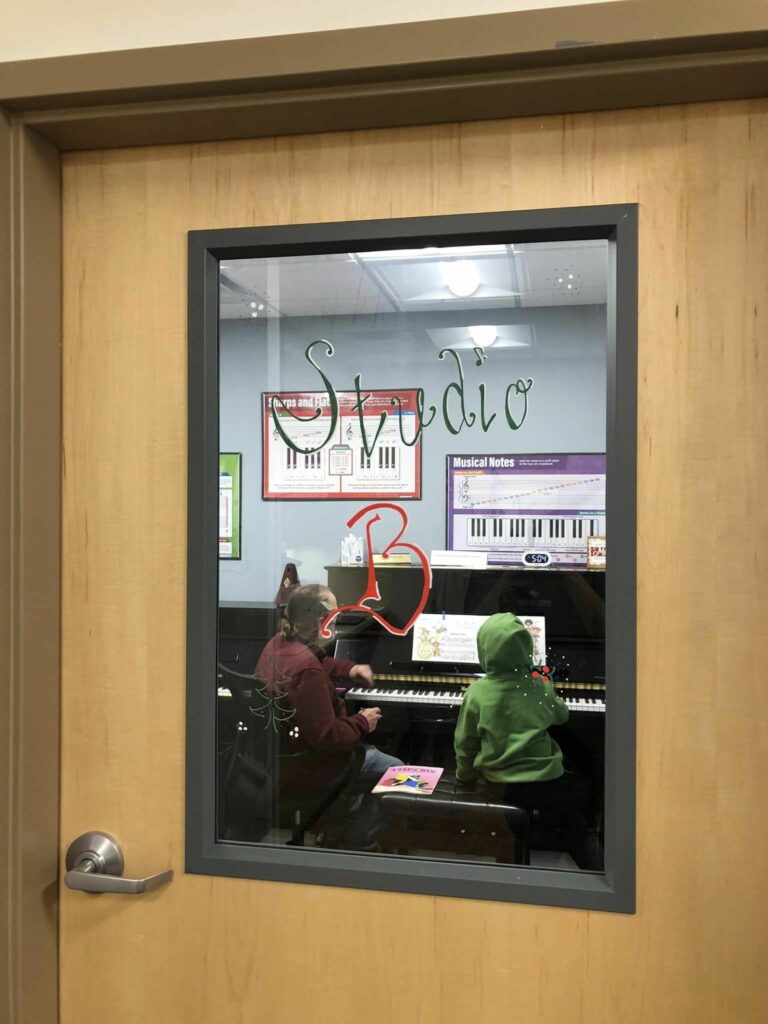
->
256 583 402 851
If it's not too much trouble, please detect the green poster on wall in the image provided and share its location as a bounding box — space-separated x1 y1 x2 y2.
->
219 453 242 559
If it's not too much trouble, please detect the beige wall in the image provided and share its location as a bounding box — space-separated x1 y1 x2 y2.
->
3 0 622 63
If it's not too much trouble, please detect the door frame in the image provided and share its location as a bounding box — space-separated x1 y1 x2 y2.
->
2 3 767 1019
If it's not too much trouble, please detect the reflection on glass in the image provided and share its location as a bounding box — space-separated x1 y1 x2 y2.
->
217 240 607 871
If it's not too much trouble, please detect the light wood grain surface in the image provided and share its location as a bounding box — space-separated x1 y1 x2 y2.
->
61 101 768 1023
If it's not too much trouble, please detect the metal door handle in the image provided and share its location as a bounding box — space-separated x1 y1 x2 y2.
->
65 831 173 894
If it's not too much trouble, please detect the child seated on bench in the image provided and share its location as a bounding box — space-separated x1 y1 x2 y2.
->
454 612 602 871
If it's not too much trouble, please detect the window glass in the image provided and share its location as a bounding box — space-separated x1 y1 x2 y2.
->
217 240 607 873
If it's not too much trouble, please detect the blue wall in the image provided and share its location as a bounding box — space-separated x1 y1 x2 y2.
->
219 306 606 602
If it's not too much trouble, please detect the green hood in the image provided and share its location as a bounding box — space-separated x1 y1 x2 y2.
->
476 613 533 679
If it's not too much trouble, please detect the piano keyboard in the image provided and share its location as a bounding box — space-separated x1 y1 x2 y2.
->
466 515 605 549
562 697 605 713
348 685 464 706
346 686 605 714
218 671 606 714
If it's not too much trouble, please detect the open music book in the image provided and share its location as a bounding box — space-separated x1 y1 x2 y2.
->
372 765 444 795
412 612 547 667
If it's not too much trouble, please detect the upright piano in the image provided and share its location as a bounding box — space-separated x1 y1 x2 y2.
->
327 564 605 797
216 569 606 843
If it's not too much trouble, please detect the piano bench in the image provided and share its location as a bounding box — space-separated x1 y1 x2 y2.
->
377 778 532 865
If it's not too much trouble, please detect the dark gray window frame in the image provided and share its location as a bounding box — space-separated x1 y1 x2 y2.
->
186 205 637 912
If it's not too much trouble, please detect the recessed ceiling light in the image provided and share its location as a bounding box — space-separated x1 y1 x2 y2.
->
469 325 497 348
258 303 265 311
250 301 257 309
251 312 258 318
444 260 479 298
355 245 504 261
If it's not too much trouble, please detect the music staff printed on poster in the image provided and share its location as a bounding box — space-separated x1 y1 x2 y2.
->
446 453 606 568
262 389 422 500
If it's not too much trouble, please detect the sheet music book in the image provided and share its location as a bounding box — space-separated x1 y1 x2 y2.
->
411 612 547 667
372 766 444 795
411 613 488 665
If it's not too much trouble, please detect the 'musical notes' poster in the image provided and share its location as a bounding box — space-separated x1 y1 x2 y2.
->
446 453 606 568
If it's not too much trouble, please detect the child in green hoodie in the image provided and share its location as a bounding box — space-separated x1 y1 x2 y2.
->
454 612 602 870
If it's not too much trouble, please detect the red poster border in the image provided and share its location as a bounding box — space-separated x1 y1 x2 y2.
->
261 389 422 501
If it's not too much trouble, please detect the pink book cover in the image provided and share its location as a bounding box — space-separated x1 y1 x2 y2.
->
371 765 444 795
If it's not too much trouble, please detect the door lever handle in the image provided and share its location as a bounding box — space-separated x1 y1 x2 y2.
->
65 831 173 894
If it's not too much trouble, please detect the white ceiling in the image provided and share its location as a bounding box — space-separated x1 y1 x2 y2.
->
219 240 608 321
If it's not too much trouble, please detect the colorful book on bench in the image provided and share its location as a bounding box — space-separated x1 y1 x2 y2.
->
372 765 444 795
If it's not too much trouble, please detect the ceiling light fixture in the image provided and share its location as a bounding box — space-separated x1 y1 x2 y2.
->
444 260 480 298
354 245 504 262
469 325 497 348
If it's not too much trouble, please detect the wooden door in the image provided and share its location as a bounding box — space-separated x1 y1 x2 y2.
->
61 101 768 1023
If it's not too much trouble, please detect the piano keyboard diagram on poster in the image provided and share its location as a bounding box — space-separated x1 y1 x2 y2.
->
263 389 421 500
447 453 606 567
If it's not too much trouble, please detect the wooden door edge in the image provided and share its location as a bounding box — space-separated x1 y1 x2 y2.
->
0 116 61 1024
